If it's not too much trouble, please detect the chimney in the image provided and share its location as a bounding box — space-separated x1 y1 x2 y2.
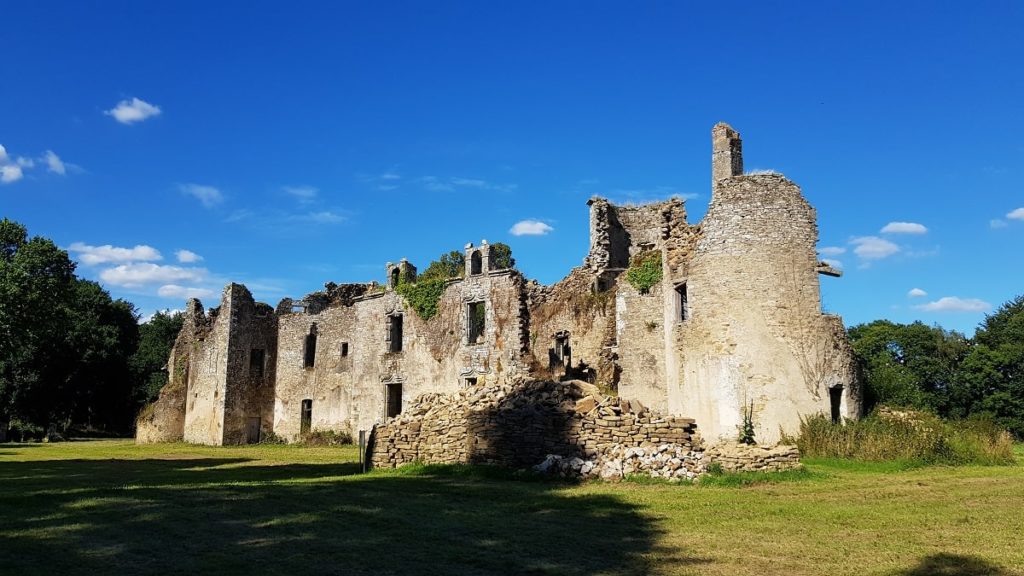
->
712 122 743 185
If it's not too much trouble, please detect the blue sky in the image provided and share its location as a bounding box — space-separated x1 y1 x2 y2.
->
2 1 1022 334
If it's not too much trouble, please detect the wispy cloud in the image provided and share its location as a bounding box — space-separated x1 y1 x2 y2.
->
745 168 780 176
105 97 162 124
295 211 347 224
908 288 927 298
175 249 203 263
915 297 991 313
43 151 65 175
509 220 554 236
990 219 1008 229
607 186 698 204
1008 207 1024 221
69 242 162 265
850 236 900 261
420 176 517 193
881 221 928 234
283 185 318 203
821 258 843 269
157 284 215 299
180 183 224 208
818 246 846 256
100 263 207 288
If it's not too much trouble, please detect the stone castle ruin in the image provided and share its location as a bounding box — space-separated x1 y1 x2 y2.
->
137 123 860 466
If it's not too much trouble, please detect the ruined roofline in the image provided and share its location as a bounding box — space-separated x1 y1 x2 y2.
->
587 195 687 210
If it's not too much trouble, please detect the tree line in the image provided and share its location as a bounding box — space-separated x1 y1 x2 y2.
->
0 219 182 440
848 295 1024 438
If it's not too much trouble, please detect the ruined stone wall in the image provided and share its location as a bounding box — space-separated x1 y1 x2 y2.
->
221 285 278 445
182 292 231 445
614 283 668 412
136 299 208 443
273 270 527 442
370 379 700 470
526 267 616 388
673 174 858 443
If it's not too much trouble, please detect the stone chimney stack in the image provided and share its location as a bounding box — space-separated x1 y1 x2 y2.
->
712 122 743 185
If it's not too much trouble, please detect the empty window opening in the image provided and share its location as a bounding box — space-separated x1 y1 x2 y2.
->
829 386 844 423
249 348 265 378
300 399 313 435
390 267 400 287
304 325 318 368
675 283 689 322
340 342 349 357
550 331 571 370
386 383 403 418
470 250 482 275
245 416 261 444
464 377 478 387
467 301 486 344
388 314 403 353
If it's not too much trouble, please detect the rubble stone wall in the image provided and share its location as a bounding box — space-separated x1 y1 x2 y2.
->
221 285 278 444
370 379 700 470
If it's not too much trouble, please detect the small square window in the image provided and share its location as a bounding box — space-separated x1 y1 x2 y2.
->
341 342 349 357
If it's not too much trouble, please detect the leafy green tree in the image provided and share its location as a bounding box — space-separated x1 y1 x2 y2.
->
130 310 185 408
418 250 465 281
491 242 515 270
847 320 969 413
954 295 1024 437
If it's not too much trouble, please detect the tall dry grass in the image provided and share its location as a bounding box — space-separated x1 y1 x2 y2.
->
790 409 1015 465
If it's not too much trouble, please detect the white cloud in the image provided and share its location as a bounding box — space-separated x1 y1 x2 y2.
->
283 185 318 202
175 249 203 263
908 288 928 298
915 297 991 313
157 284 215 299
420 176 516 193
180 183 224 208
881 221 928 234
819 246 846 256
850 236 900 260
0 164 23 183
745 168 780 175
510 219 554 236
1007 208 1024 221
68 242 162 265
380 172 401 180
44 150 66 175
138 308 184 324
0 144 7 163
106 97 162 124
990 219 1008 229
297 211 346 224
100 263 206 288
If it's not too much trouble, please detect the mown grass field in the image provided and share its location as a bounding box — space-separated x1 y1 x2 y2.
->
1 441 1022 576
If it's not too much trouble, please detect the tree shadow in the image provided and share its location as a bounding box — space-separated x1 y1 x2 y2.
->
0 456 707 576
898 553 1018 576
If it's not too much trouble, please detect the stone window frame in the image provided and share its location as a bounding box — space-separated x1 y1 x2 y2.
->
384 381 403 419
674 282 689 323
385 313 404 353
469 250 483 276
465 300 486 345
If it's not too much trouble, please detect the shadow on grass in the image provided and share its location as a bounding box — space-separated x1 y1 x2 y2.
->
0 456 707 576
898 553 1017 575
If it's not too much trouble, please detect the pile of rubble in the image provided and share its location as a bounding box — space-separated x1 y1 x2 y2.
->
370 377 801 479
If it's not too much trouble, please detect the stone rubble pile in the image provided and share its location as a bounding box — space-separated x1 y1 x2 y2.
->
370 377 801 478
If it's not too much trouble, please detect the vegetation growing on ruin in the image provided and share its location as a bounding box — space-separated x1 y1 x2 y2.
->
624 250 663 294
396 245 516 321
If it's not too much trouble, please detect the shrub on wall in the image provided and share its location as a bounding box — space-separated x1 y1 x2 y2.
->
625 250 663 294
396 277 448 320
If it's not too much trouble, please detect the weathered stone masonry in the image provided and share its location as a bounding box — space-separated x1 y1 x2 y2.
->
138 123 860 468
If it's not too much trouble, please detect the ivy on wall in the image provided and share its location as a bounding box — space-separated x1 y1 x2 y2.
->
625 250 663 294
395 277 448 320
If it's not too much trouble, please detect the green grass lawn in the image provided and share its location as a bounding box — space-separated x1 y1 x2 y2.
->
1 441 1022 576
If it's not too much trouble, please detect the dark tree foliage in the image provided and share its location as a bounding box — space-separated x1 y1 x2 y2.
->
0 219 158 437
491 242 515 270
130 310 184 411
848 296 1024 439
